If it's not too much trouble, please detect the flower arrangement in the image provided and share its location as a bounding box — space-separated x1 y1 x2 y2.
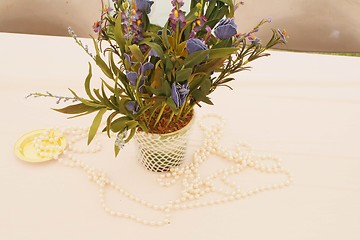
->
43 0 287 156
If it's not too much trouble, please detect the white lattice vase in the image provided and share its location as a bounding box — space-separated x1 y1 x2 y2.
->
134 117 194 172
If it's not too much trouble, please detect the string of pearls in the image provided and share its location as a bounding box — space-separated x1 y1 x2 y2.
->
33 129 65 159
156 114 293 208
37 114 292 227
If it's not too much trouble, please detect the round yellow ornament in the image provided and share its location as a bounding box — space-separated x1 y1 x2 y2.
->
14 129 67 163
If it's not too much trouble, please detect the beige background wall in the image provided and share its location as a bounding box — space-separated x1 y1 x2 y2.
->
1 0 359 52
235 0 360 52
0 0 100 37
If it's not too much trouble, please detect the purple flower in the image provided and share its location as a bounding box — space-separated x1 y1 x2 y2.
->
124 53 134 66
234 1 245 11
171 82 190 108
204 25 212 43
125 62 154 93
102 6 114 16
92 21 101 33
140 62 154 75
126 101 140 114
121 9 144 44
186 38 208 54
169 8 186 31
126 72 138 86
248 36 260 45
115 130 127 149
213 18 237 40
149 48 159 57
189 15 207 38
126 72 146 92
171 0 184 8
135 0 154 14
277 29 287 43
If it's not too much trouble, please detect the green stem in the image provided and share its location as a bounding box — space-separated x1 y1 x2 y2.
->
154 102 166 127
134 75 144 107
166 111 175 127
184 103 195 117
176 100 187 121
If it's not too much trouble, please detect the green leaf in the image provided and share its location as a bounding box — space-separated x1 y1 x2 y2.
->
126 120 139 130
164 55 174 73
110 116 132 132
201 19 221 31
109 52 120 77
218 0 235 17
166 98 179 113
176 68 193 82
189 76 205 92
200 77 212 94
88 108 107 145
195 57 227 74
191 89 214 105
215 6 229 19
101 83 117 110
183 50 210 68
128 44 144 62
208 47 238 59
52 103 95 114
161 22 170 49
137 104 153 117
91 36 114 79
212 38 232 49
125 128 136 143
95 55 114 79
114 15 126 52
68 88 104 108
162 81 172 97
143 41 164 60
185 5 200 22
84 63 97 101
101 78 115 93
67 109 99 119
142 12 150 31
147 80 171 97
205 0 217 19
106 111 119 138
114 144 121 157
93 89 104 103
137 120 148 132
117 98 130 115
148 24 162 33
110 95 118 108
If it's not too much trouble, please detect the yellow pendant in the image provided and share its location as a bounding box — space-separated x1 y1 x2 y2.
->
14 129 67 163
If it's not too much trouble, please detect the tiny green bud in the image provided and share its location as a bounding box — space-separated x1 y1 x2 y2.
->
123 1 129 9
194 12 199 17
196 3 202 9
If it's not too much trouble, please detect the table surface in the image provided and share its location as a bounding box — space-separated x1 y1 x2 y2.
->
1 33 360 240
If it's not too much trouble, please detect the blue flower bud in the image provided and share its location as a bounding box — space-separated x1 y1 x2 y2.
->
135 0 154 14
126 101 140 114
140 62 154 75
126 72 138 86
213 18 237 40
186 38 208 54
171 82 190 108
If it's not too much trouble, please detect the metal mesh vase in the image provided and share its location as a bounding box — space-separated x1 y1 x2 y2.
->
134 117 194 172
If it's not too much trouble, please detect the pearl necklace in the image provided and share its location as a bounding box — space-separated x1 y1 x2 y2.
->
36 114 292 226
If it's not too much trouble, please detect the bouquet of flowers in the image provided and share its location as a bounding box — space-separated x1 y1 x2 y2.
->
51 0 286 156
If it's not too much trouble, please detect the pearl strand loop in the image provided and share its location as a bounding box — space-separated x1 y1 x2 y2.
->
42 114 292 226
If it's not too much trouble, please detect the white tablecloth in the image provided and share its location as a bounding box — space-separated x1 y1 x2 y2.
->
1 33 359 240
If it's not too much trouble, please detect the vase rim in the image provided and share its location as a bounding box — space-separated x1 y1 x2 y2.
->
138 111 195 137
